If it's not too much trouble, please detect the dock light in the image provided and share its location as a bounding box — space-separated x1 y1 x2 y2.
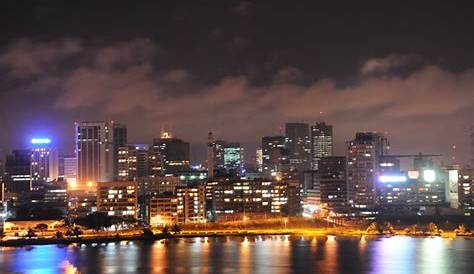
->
31 138 51 144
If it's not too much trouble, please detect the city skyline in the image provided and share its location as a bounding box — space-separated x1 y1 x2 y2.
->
0 1 474 165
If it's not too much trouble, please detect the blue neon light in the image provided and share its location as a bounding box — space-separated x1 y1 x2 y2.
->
31 138 51 144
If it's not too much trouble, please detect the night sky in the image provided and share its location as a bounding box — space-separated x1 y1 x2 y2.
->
1 1 473 164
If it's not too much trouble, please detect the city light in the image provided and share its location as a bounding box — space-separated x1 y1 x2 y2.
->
407 170 420 179
31 138 51 144
423 170 436 183
379 175 408 183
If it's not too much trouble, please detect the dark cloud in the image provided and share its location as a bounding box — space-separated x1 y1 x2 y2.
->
1 1 473 164
0 38 82 77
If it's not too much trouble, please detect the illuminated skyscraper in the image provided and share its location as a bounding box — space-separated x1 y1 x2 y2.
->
223 142 244 172
207 135 244 177
262 136 287 176
30 138 59 189
285 123 311 172
310 122 333 170
346 132 389 210
117 144 150 181
153 130 190 175
207 132 215 179
4 150 31 193
75 121 126 188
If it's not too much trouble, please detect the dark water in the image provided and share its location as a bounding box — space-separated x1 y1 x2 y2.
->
1 236 473 273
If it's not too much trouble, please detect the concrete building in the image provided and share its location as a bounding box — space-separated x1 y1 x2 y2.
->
96 181 138 219
207 178 301 220
285 123 311 173
153 130 190 175
346 132 389 210
310 122 333 170
176 185 206 224
149 194 178 226
4 150 31 193
262 136 287 176
117 144 150 181
75 121 127 188
30 139 59 189
316 156 347 212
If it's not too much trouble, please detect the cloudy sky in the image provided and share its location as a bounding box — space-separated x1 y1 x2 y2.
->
0 1 473 165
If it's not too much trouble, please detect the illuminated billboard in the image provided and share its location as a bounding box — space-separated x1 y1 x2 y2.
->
379 174 408 183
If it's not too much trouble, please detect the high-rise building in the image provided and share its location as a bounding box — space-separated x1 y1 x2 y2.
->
30 138 59 189
285 123 311 172
153 130 190 175
316 156 347 212
346 132 389 210
117 144 150 181
459 168 474 214
75 121 126 188
262 136 287 176
112 123 127 179
310 122 333 170
63 156 78 188
207 132 215 179
223 142 244 172
4 150 31 193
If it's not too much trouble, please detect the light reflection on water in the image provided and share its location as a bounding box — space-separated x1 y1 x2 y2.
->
0 236 473 274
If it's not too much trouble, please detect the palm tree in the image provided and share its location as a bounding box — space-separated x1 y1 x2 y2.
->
366 222 379 234
25 228 36 239
162 226 170 235
383 222 395 235
73 226 82 239
171 224 181 235
55 231 64 239
428 223 439 236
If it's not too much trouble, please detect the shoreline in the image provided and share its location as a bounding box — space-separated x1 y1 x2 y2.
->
1 229 472 247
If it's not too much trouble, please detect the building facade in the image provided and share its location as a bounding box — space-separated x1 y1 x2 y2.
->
346 132 389 210
310 122 333 170
285 123 311 173
96 181 138 219
75 121 127 188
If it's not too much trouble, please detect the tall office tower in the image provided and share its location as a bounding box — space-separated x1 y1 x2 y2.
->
285 123 311 172
4 150 31 193
310 122 333 170
117 144 150 181
346 132 389 210
153 130 190 175
207 132 215 179
63 156 77 187
213 141 226 170
30 138 59 189
75 121 126 188
262 136 287 176
223 142 244 172
315 156 347 212
112 123 127 179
